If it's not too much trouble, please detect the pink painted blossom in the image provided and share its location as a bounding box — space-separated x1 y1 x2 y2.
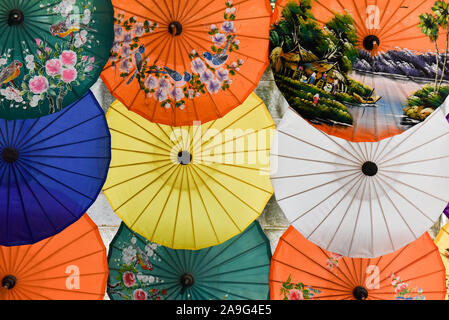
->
60 50 77 66
29 76 49 94
35 38 42 46
133 289 147 300
45 59 62 77
206 79 221 94
288 289 304 300
61 67 78 83
191 58 206 74
122 272 136 288
82 56 89 62
84 65 94 72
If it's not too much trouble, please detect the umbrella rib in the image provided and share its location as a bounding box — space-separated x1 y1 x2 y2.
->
186 15 272 29
181 0 227 26
13 285 54 300
195 224 255 275
19 283 105 297
21 135 109 155
374 0 405 38
280 170 360 205
5 166 11 244
197 263 270 280
13 237 53 277
112 4 167 25
191 285 225 300
170 167 186 247
184 166 197 248
108 106 174 151
272 154 360 168
196 163 272 194
201 159 270 174
199 242 267 275
136 0 171 24
191 164 262 216
110 147 168 157
378 171 448 203
374 174 420 240
186 166 221 245
347 177 369 257
109 159 171 169
278 129 360 165
382 169 449 180
379 131 449 166
195 282 254 300
109 128 172 153
270 279 353 294
378 269 446 291
381 155 449 168
321 174 365 252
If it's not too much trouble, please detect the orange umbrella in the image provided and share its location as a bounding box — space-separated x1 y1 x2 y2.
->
101 0 272 126
0 214 108 300
270 227 446 300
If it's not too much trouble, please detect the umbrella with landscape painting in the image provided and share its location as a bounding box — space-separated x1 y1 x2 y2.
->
270 98 449 258
107 221 271 300
270 226 446 300
0 0 114 119
270 0 449 142
102 93 274 250
101 0 272 126
0 214 108 300
0 91 110 246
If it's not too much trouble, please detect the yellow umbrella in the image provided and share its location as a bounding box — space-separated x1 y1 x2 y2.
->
103 93 274 250
435 222 449 300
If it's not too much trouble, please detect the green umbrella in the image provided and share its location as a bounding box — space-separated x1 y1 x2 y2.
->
0 0 114 119
107 222 272 300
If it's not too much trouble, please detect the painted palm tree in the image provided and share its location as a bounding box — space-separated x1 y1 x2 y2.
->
419 13 441 92
433 0 449 88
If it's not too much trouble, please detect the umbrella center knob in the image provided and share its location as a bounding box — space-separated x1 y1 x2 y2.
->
168 21 183 36
177 150 192 165
2 275 17 290
363 35 380 51
180 273 194 288
2 147 19 163
8 9 24 26
353 286 368 300
362 161 378 176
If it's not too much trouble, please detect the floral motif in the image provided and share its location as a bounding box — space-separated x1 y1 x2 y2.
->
111 0 245 110
390 273 426 300
280 275 321 300
0 0 99 113
326 252 343 270
108 231 168 301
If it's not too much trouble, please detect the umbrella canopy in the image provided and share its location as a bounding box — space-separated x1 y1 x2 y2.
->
0 0 114 119
0 214 108 300
270 226 446 300
434 222 449 300
102 93 274 250
101 0 272 126
270 100 449 258
107 221 271 300
270 0 449 142
0 91 111 246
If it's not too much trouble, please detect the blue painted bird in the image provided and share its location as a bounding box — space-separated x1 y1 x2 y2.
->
202 35 236 68
126 44 146 85
149 67 191 86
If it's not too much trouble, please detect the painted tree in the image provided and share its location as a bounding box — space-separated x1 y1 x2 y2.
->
433 0 449 88
419 13 441 92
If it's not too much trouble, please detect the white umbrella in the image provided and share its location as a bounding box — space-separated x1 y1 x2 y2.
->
271 97 449 258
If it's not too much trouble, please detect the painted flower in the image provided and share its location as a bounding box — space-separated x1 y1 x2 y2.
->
120 59 132 73
144 75 159 90
288 289 304 300
191 58 207 74
25 55 34 63
114 25 124 40
133 289 147 300
29 95 41 108
221 21 235 33
82 9 91 24
61 67 78 83
225 7 236 14
60 50 77 67
169 87 184 102
29 76 49 94
134 22 145 37
200 69 214 83
226 0 233 5
74 31 88 48
123 272 136 288
122 245 136 265
1 87 23 103
123 32 133 44
211 24 218 31
85 65 94 72
233 39 240 45
0 58 7 66
230 62 240 72
206 79 221 94
187 89 195 99
121 46 131 57
155 88 168 102
45 59 62 77
159 78 171 91
35 38 43 46
216 68 229 82
179 104 186 110
212 33 226 46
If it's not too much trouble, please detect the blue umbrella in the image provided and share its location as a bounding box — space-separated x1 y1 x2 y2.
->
107 221 272 300
0 91 110 246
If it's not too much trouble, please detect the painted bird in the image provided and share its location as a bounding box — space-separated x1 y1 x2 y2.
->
126 44 146 85
50 17 96 40
134 246 154 271
0 60 23 88
148 67 191 87
202 35 236 67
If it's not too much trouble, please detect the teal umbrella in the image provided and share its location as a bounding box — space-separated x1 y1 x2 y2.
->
107 222 272 300
0 0 114 119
